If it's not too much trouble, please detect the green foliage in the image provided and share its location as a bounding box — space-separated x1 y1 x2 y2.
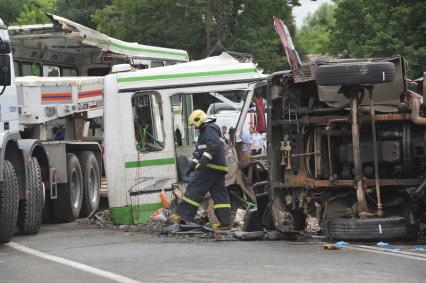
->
93 0 207 61
329 0 426 78
14 0 57 25
93 0 297 73
296 3 336 56
0 0 31 25
56 0 112 29
218 0 297 72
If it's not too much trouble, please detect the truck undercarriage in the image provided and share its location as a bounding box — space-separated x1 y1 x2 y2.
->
268 58 426 241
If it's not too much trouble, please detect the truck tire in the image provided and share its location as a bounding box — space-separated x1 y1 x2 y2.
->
0 161 19 244
316 62 395 86
323 216 408 241
53 154 83 223
78 151 100 218
17 157 43 234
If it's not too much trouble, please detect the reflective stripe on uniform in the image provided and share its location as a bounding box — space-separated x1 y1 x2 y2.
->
213 203 231 209
197 144 207 149
203 151 213 160
181 196 200 207
206 163 228 172
192 159 200 164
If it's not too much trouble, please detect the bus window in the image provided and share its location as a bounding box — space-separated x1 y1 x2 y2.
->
150 61 164 68
22 63 41 76
13 61 20 77
165 61 177 66
62 67 78 76
43 65 61 77
132 93 165 152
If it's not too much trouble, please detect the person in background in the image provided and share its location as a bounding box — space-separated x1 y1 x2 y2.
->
228 127 235 145
221 125 230 145
249 126 263 155
240 130 251 162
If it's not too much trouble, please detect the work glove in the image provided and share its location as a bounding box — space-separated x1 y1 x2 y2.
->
193 151 201 160
199 155 209 167
185 159 198 176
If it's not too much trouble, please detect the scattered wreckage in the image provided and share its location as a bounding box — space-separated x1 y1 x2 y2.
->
102 17 426 242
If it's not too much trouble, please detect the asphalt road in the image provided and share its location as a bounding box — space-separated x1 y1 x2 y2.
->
1 223 425 283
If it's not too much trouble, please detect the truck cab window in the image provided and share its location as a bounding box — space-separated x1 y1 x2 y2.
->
132 93 165 152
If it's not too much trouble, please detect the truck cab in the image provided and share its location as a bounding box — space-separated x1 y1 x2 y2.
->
0 18 50 244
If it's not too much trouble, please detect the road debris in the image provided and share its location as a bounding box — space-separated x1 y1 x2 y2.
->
323 244 339 250
377 241 389 246
233 231 264 240
383 248 401 252
335 241 351 246
411 248 426 252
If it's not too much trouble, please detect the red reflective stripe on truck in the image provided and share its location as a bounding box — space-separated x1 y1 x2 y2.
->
78 89 103 99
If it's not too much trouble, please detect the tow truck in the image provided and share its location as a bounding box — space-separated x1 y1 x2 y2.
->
0 14 189 244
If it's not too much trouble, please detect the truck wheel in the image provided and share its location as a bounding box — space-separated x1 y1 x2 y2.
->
315 62 395 86
53 154 83 223
78 151 100 218
17 157 43 234
0 161 19 244
323 216 408 241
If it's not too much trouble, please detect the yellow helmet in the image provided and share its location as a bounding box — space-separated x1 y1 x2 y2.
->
188 109 209 128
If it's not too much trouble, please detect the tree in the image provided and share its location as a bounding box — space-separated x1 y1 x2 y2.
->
216 0 298 72
56 0 112 29
296 3 336 56
0 0 31 25
329 0 426 78
93 0 299 73
14 0 57 25
93 0 208 61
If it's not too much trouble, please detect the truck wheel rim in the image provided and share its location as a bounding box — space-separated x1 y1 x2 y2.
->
70 170 81 209
89 167 99 204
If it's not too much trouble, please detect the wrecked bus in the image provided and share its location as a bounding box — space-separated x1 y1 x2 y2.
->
103 53 267 224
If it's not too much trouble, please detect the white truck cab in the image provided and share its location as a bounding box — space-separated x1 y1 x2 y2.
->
0 18 51 244
103 53 266 224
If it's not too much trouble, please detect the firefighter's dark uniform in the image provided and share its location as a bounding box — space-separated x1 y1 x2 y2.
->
176 121 232 225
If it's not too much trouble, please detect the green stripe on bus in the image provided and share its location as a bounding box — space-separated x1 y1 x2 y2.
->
117 68 257 84
125 157 176 168
85 37 188 58
110 202 162 224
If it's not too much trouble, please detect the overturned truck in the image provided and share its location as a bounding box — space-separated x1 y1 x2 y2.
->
267 18 426 241
268 57 426 240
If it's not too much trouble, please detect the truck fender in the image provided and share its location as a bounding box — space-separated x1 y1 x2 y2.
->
17 139 50 183
0 132 26 197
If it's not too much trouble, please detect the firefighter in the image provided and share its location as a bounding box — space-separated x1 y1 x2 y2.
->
170 109 232 229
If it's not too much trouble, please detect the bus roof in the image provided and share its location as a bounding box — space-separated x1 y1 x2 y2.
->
9 13 189 63
115 53 266 91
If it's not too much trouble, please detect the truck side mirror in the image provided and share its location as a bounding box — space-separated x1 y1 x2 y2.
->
0 40 11 54
0 54 11 86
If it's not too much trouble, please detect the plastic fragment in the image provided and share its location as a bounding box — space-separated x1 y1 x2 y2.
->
335 241 350 246
383 248 400 252
411 248 426 252
160 189 169 209
377 241 389 246
324 244 339 250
